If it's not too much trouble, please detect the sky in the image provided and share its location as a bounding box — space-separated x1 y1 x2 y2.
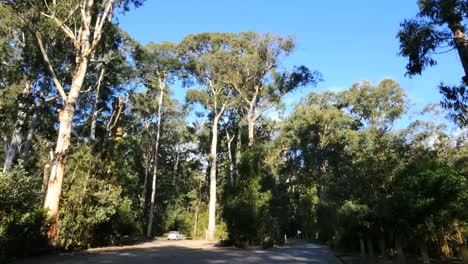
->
117 0 463 129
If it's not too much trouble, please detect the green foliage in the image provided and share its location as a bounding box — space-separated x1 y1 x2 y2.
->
58 146 138 250
223 147 284 247
390 156 467 238
398 0 468 126
0 165 49 261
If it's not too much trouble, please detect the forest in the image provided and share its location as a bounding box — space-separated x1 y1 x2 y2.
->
0 0 467 264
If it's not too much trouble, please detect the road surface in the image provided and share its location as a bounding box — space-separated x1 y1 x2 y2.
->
16 239 340 264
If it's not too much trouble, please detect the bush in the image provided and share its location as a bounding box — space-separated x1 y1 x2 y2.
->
0 166 49 261
222 147 284 247
59 176 139 249
58 146 139 249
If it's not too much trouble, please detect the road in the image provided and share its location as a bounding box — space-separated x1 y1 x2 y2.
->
16 239 340 264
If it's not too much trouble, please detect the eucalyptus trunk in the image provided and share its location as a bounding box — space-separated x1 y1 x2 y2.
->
420 241 430 264
367 237 375 264
3 79 32 173
395 234 406 264
226 129 234 185
147 81 165 238
193 201 199 238
359 237 366 262
44 58 89 239
39 0 115 242
207 113 221 241
173 150 180 193
247 118 254 147
21 101 40 161
448 20 468 83
140 155 149 210
234 122 242 185
378 234 388 260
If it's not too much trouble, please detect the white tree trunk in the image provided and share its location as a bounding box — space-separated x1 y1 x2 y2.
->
3 79 32 173
140 155 149 210
173 150 180 193
44 58 89 238
247 118 254 147
193 201 199 238
89 67 104 141
234 122 242 185
226 129 234 185
146 82 165 238
21 102 39 161
207 114 220 241
38 0 115 242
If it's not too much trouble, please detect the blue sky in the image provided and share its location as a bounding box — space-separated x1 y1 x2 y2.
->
117 0 462 128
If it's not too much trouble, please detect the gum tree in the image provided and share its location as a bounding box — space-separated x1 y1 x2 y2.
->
4 0 143 239
179 33 234 240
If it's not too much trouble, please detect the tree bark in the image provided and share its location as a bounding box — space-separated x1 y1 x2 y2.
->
140 155 149 210
420 241 430 264
225 128 234 185
395 234 406 264
44 57 89 239
247 118 254 147
39 0 115 242
173 149 180 193
359 237 366 262
378 234 388 260
448 18 468 83
21 99 40 161
42 163 50 193
89 68 104 141
147 81 165 238
234 121 242 185
207 114 221 241
193 201 199 238
3 78 32 173
460 244 468 264
367 237 375 264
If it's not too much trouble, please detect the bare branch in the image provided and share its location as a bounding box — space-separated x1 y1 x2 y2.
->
107 99 125 133
87 0 115 57
34 32 67 102
45 95 59 102
40 4 79 46
255 101 275 121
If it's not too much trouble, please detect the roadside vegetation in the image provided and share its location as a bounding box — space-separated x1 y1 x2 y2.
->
0 1 466 263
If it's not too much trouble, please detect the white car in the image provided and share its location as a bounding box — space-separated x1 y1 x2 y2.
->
167 231 185 240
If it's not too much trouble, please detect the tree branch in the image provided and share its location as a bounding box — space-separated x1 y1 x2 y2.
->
40 4 79 46
87 0 114 57
34 32 67 102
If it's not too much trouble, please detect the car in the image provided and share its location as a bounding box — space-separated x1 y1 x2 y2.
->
167 231 186 240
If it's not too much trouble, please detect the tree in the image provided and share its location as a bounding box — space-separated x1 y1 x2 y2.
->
179 33 235 240
398 0 468 126
0 4 47 173
343 79 407 133
4 0 143 240
133 41 181 237
220 32 321 146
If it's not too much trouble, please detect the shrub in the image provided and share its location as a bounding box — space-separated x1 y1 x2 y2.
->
0 165 49 261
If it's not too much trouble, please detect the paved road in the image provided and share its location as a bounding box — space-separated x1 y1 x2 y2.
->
17 239 340 264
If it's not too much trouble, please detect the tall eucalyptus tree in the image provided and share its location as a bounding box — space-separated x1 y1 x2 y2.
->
179 33 235 240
